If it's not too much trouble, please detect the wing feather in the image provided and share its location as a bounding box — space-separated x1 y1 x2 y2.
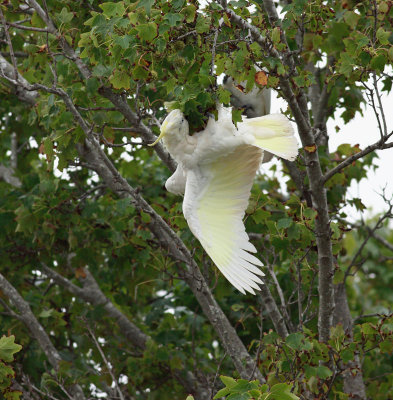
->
239 113 298 161
183 145 265 294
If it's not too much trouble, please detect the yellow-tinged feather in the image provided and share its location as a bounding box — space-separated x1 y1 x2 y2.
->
183 145 264 294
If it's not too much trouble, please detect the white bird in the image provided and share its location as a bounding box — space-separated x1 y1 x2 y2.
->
151 106 298 294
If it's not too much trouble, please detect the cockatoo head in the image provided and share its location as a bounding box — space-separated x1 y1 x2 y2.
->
149 109 189 146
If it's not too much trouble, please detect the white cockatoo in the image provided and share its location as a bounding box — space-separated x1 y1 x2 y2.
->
151 106 298 294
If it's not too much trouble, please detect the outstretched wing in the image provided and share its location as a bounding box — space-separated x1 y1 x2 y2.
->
239 113 298 161
183 145 264 294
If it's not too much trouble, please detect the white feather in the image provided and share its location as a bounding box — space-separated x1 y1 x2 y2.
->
156 106 299 294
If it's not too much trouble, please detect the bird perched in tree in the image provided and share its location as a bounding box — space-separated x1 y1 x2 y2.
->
151 106 298 294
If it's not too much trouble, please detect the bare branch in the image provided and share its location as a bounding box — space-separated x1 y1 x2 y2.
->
323 132 393 184
259 284 288 338
0 273 86 399
5 21 49 32
345 205 393 280
0 54 38 104
41 264 211 399
0 164 21 187
0 8 18 81
98 87 177 172
41 264 148 350
84 320 125 400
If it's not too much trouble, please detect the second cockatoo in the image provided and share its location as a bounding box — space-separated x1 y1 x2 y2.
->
151 106 298 294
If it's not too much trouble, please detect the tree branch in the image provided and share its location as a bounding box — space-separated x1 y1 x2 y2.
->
41 264 147 350
225 1 334 343
0 273 86 399
323 133 393 184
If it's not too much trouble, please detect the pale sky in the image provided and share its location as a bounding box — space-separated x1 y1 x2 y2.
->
270 88 393 222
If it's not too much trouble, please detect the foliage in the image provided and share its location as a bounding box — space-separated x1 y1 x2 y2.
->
0 335 22 400
0 0 392 399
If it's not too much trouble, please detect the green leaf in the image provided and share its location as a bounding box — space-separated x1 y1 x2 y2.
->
316 365 333 379
343 11 360 29
270 383 299 400
39 309 54 318
57 7 74 24
376 27 390 45
370 53 387 72
286 332 312 351
137 0 155 15
0 336 22 363
136 22 158 42
100 2 125 17
213 387 230 399
220 375 237 388
141 211 151 223
341 348 355 363
182 5 197 23
165 13 183 26
277 218 292 230
272 27 281 45
361 322 377 335
252 209 271 224
227 393 251 400
109 70 130 90
196 15 211 33
4 392 22 400
43 137 54 160
379 340 393 354
217 88 231 105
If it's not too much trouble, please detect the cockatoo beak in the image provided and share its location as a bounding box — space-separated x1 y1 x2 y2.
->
149 120 168 146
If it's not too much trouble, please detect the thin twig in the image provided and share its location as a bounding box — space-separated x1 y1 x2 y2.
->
84 319 125 400
0 8 18 81
345 205 393 280
6 21 49 32
323 131 393 183
372 72 388 137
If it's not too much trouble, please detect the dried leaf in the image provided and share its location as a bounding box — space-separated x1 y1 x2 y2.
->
255 71 268 86
75 267 87 279
304 144 317 153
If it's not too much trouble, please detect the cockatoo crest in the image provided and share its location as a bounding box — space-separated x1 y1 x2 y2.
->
150 109 189 148
151 106 298 294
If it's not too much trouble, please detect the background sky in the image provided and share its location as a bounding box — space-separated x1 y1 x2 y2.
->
269 86 393 222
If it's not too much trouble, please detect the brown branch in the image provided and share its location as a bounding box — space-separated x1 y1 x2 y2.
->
225 1 334 342
345 205 393 280
98 87 177 172
0 273 86 399
322 133 393 184
259 284 289 338
41 264 213 399
24 0 176 172
6 21 49 32
0 54 38 104
84 319 125 400
41 264 148 350
0 8 18 81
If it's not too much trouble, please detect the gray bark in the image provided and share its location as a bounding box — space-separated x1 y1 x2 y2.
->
0 273 86 399
334 284 367 400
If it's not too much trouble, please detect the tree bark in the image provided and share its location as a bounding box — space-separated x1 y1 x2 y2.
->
333 283 367 400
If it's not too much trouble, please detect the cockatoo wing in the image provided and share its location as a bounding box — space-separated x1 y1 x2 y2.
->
183 144 264 294
239 113 298 161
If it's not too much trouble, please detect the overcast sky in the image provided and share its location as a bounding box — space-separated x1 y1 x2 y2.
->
270 87 393 222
